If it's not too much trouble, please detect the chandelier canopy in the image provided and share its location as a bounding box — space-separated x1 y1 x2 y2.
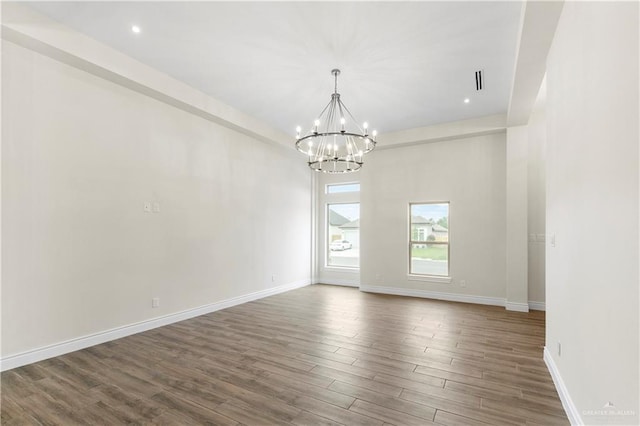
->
295 69 377 173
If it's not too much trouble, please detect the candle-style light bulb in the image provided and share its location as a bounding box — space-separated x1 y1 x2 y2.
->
296 126 301 138
372 130 378 139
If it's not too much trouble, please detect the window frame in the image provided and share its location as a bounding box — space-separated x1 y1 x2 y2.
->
326 182 361 194
408 201 451 278
326 202 360 269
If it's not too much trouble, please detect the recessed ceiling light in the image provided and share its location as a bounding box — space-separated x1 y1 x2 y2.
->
131 25 141 34
464 98 470 104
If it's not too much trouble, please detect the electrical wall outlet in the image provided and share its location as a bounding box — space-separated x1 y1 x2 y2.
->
152 202 160 213
152 297 160 308
144 202 151 212
460 280 467 288
271 274 276 282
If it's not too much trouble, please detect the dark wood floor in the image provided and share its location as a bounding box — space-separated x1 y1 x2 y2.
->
2 284 568 425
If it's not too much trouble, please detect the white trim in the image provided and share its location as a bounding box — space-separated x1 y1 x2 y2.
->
0 279 310 372
505 301 530 312
359 285 544 312
377 114 507 148
359 285 505 307
322 266 359 272
528 301 546 311
407 274 453 284
310 173 318 285
316 279 359 288
325 182 361 195
544 347 582 425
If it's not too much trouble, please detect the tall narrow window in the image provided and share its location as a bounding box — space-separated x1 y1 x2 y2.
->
409 203 449 276
327 203 360 268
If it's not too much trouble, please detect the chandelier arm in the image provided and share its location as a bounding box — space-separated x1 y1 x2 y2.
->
326 98 337 134
347 135 355 160
318 143 324 161
322 107 333 159
339 100 365 134
312 99 333 133
352 135 359 158
337 100 346 131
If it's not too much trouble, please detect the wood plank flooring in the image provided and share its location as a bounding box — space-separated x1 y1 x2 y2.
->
1 285 569 425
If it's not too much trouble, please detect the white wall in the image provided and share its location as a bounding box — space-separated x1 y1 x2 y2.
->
317 119 548 310
527 82 546 305
360 133 507 302
545 2 639 424
506 125 529 311
2 40 311 360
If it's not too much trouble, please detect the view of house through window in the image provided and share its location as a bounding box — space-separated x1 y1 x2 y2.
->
410 203 449 276
327 203 360 268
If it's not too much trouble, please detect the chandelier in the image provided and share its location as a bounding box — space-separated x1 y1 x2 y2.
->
295 69 377 173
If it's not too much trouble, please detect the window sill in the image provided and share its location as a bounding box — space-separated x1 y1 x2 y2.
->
323 266 360 273
407 274 452 284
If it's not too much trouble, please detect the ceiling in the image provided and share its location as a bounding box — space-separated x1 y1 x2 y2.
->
27 2 523 136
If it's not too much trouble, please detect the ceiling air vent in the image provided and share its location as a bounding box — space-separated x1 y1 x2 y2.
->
475 70 484 91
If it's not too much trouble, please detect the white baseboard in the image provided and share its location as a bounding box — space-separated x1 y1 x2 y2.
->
315 279 359 288
333 284 545 313
505 301 530 312
359 284 505 307
528 301 546 311
1 279 310 372
544 347 582 425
